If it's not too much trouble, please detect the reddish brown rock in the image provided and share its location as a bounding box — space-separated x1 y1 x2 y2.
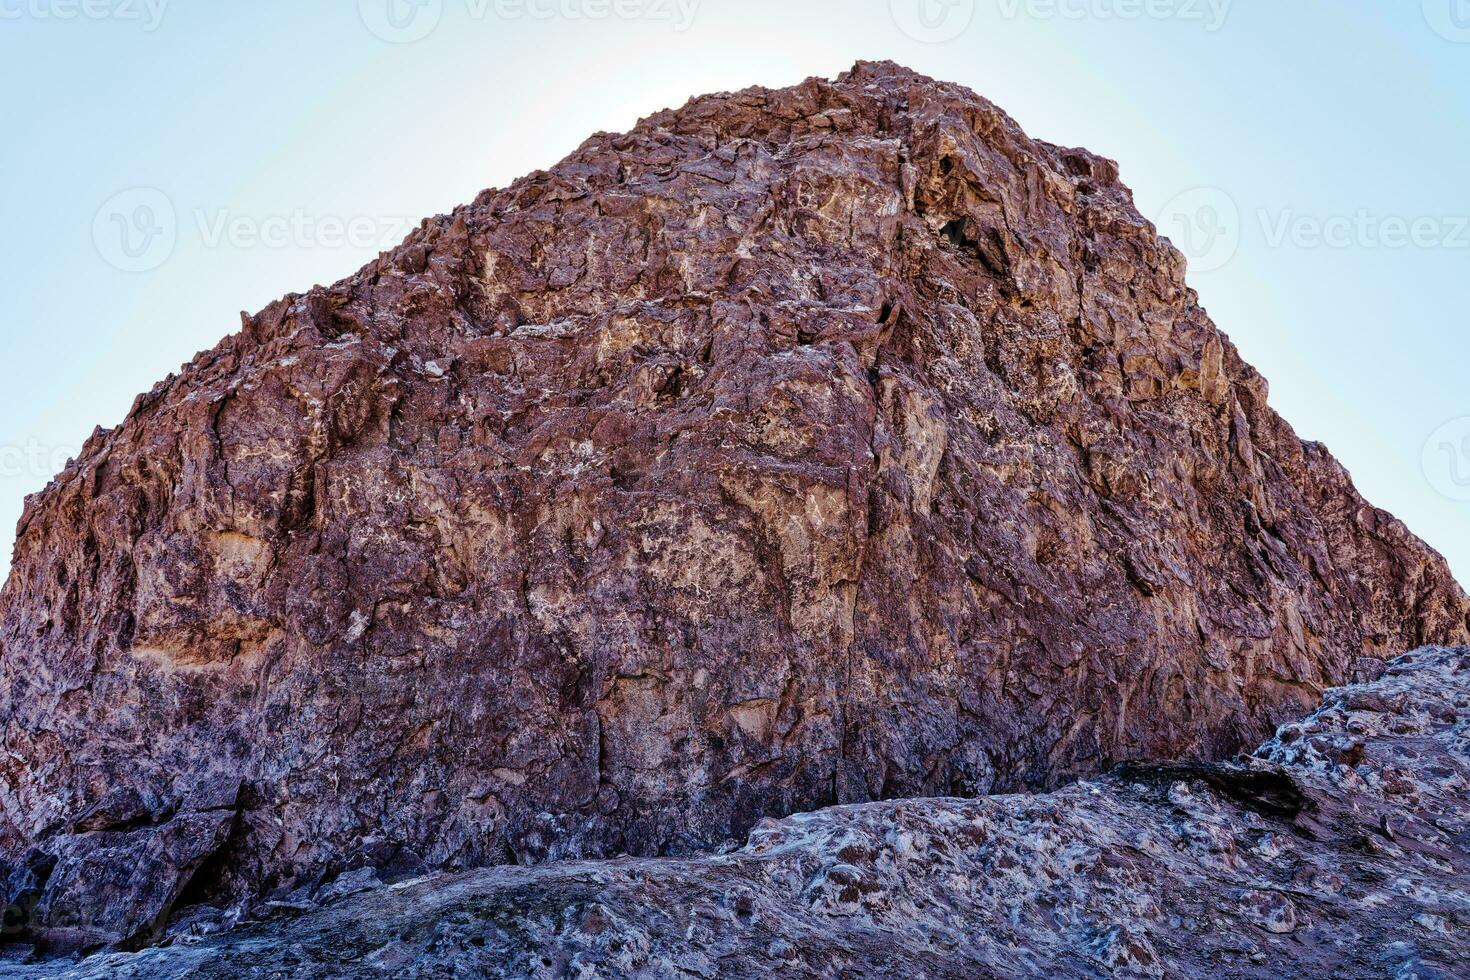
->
0 61 1466 938
17 647 1470 977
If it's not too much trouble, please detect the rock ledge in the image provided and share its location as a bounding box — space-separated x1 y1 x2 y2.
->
8 647 1466 978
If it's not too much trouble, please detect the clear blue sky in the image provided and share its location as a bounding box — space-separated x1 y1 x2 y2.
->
2 0 1468 584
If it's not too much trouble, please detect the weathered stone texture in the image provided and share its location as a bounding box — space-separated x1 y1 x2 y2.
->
1 62 1466 943
13 647 1469 978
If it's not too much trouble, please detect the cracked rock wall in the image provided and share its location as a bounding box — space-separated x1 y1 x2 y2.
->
20 647 1470 978
1 62 1466 934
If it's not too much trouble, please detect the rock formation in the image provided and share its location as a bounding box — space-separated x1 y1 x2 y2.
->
1 61 1467 953
8 647 1468 977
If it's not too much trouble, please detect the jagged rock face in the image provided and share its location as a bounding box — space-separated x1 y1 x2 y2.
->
1 61 1467 941
15 647 1470 978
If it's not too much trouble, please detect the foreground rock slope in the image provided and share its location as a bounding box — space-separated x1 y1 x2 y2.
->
2 61 1468 948
11 647 1468 978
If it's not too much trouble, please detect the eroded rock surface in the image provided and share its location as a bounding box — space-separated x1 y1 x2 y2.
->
11 647 1468 978
2 61 1467 944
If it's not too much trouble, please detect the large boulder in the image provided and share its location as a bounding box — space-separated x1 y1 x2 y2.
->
1 62 1466 928
1 780 240 954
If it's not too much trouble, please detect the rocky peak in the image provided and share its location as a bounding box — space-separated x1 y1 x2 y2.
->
1 61 1466 954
